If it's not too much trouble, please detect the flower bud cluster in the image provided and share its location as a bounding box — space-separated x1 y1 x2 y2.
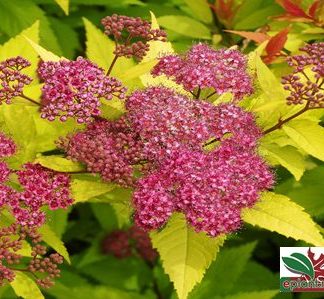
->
0 57 32 104
58 116 145 187
0 224 64 288
282 42 323 107
152 43 253 99
102 225 157 262
38 57 126 123
101 14 167 60
0 133 70 288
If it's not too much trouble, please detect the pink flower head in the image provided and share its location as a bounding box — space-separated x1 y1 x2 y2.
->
134 147 273 236
0 133 16 158
58 117 145 187
282 42 324 107
38 57 126 123
4 163 74 227
127 87 260 160
101 14 167 60
127 87 220 159
0 162 10 183
0 56 32 104
152 43 253 99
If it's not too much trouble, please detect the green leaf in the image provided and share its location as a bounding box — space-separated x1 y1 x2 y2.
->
184 0 213 24
0 21 39 79
71 178 116 203
242 192 324 246
282 119 324 162
260 143 306 181
35 155 85 172
91 203 119 231
46 209 70 239
83 18 134 74
233 0 282 30
189 242 257 298
150 213 225 299
282 254 314 279
39 224 70 263
277 166 324 218
0 0 62 55
54 0 69 15
10 271 44 299
221 290 278 299
157 15 211 39
235 261 277 292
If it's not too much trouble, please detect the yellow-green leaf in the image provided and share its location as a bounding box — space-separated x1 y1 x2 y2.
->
10 271 44 299
260 143 306 181
71 179 116 203
35 155 85 172
25 37 61 61
150 213 225 299
282 119 324 162
39 224 70 263
242 192 324 246
0 21 39 79
140 12 188 95
184 0 213 24
54 0 69 15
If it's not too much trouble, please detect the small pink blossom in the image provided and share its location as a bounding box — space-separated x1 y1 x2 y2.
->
38 57 126 123
152 43 253 99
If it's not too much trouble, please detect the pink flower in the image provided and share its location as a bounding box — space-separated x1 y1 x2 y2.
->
0 133 16 158
152 43 253 99
38 57 126 123
0 57 32 104
101 14 166 60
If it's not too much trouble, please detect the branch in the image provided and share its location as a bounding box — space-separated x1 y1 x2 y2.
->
20 94 41 106
106 55 119 76
262 102 310 135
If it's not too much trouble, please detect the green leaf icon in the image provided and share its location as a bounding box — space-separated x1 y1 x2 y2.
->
282 252 314 279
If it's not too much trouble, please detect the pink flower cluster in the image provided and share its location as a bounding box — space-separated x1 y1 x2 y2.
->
59 116 145 187
152 44 254 99
0 56 32 104
127 87 260 160
101 14 167 60
0 133 70 288
64 85 273 236
127 87 273 236
102 225 158 262
38 57 126 123
134 147 273 236
0 132 16 157
0 133 73 227
282 42 323 107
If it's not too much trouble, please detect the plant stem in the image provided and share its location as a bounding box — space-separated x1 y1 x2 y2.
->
262 102 310 135
195 87 201 99
21 94 41 106
107 55 118 76
206 91 217 99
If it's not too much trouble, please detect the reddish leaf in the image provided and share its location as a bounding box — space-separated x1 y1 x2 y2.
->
308 0 319 18
308 248 324 280
265 27 290 57
225 30 270 43
276 0 311 18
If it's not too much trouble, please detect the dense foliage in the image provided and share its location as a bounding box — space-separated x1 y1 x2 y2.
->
0 1 324 299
